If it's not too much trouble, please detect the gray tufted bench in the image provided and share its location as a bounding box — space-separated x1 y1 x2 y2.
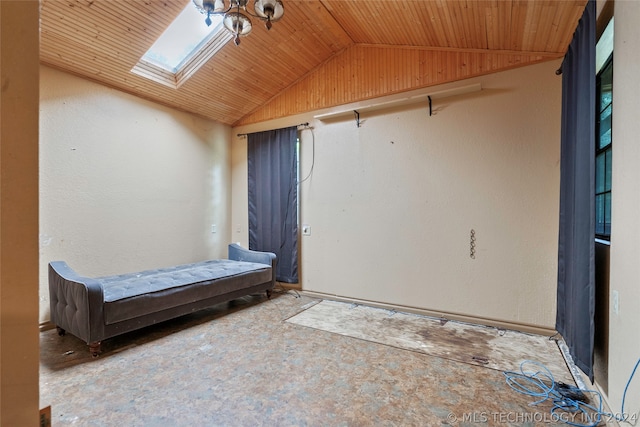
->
48 244 276 356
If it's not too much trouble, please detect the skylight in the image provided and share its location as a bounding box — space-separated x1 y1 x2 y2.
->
142 4 223 73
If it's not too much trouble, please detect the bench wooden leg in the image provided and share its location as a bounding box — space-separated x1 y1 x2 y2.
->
266 289 272 299
89 341 101 357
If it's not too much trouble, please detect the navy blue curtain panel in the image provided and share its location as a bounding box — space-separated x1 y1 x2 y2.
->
556 0 596 381
247 126 299 283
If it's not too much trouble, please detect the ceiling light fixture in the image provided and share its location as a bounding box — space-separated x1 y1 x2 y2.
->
192 0 284 46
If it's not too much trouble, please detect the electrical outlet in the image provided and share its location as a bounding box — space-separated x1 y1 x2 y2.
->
612 290 619 315
211 224 217 234
302 224 311 236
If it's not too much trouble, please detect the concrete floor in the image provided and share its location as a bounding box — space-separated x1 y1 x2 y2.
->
40 291 577 426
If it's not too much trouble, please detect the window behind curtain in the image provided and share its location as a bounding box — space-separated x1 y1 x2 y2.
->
596 56 613 239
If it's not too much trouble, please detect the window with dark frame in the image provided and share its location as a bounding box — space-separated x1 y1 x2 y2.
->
595 55 613 239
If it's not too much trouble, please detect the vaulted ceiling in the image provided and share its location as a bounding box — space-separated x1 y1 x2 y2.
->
40 0 587 126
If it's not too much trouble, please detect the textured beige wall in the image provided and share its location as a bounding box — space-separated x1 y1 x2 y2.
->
232 60 562 330
608 0 640 414
39 66 232 323
0 1 40 424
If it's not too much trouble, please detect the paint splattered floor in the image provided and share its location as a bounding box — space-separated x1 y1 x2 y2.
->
40 291 579 426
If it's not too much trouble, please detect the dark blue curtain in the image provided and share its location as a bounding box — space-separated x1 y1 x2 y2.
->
247 127 299 283
556 0 596 381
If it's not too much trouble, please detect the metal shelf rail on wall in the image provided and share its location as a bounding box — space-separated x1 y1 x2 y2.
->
313 83 482 127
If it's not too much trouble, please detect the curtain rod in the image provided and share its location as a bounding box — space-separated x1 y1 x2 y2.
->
237 122 310 138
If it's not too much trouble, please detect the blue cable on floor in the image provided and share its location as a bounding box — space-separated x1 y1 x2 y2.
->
504 359 639 427
622 358 640 418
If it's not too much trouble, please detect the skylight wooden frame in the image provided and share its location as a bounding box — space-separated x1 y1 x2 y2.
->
131 26 233 89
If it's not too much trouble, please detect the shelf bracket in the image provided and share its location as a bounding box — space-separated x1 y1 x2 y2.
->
354 110 361 127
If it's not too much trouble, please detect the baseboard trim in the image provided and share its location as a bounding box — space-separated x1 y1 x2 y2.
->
39 292 557 338
276 281 302 291
299 290 558 337
40 321 55 332
591 379 620 427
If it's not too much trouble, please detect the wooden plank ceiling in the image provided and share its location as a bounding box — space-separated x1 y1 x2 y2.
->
40 0 587 126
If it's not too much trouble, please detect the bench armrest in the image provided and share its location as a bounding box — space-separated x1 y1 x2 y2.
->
48 261 105 344
228 244 277 284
